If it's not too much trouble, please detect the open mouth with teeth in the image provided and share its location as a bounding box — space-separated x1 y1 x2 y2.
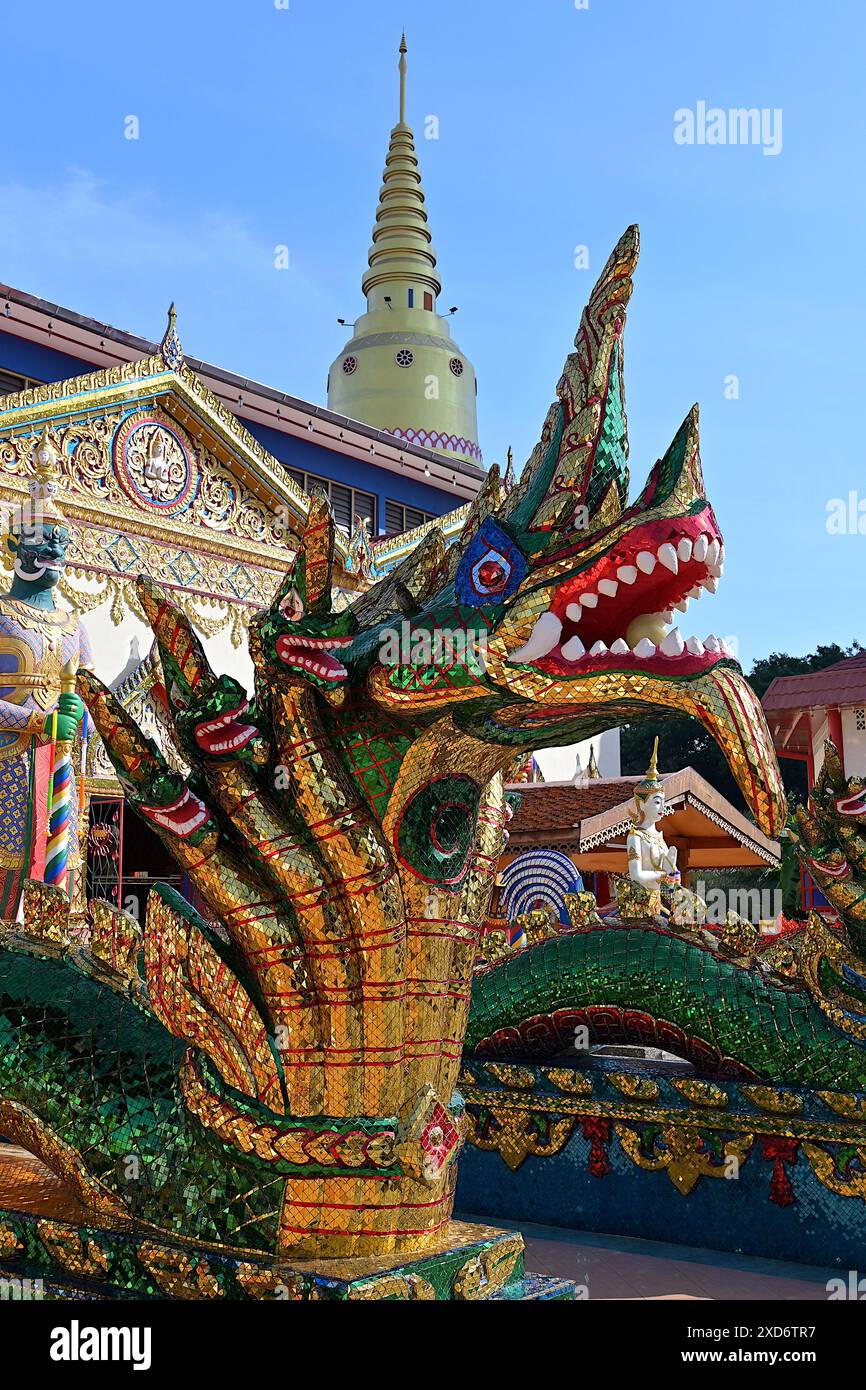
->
139 788 210 838
835 787 866 819
510 514 728 675
194 700 259 756
276 633 353 682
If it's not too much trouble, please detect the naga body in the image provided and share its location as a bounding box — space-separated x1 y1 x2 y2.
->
3 227 855 1275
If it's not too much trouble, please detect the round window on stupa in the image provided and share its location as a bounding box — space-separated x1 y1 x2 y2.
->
342 355 358 375
395 349 415 368
449 357 464 377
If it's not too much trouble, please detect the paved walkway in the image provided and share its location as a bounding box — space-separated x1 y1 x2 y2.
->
462 1214 834 1299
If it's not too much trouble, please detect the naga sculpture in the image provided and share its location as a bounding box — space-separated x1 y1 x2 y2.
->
0 227 803 1297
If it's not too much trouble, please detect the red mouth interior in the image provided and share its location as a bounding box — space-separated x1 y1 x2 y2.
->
194 701 258 754
529 510 728 677
276 633 352 682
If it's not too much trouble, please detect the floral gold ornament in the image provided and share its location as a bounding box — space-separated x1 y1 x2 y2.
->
615 1124 754 1197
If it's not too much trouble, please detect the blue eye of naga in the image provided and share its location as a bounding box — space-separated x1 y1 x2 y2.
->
455 517 527 608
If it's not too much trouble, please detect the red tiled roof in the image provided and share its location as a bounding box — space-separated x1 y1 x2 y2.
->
506 776 654 836
504 769 780 865
762 654 866 714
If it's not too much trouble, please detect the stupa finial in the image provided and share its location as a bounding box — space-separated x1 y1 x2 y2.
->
399 32 407 124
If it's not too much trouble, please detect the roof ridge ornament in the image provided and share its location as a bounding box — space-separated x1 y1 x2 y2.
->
160 302 184 371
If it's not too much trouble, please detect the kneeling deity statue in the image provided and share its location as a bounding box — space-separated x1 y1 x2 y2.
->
0 429 91 924
626 738 681 889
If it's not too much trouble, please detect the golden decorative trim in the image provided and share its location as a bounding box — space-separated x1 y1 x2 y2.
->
452 1233 523 1300
0 353 351 562
671 1078 730 1109
458 1077 862 1146
607 1072 661 1101
802 1142 866 1199
817 1091 866 1119
138 1239 223 1300
483 1063 537 1090
542 1068 593 1096
615 1123 754 1197
740 1086 804 1116
37 1219 111 1280
464 1107 577 1171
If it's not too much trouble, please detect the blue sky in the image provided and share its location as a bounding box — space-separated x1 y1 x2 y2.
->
0 0 863 666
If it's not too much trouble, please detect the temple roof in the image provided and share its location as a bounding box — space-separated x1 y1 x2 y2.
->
504 769 780 869
762 653 866 713
0 279 486 496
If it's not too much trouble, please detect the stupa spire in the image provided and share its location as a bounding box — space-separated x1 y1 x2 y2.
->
361 34 441 306
327 36 481 467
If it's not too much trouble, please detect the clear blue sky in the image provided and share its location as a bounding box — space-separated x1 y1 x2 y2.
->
0 0 863 667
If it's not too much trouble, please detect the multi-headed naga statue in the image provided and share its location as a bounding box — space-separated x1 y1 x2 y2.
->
0 228 793 1293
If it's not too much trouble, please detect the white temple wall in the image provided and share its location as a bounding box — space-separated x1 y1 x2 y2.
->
77 598 255 693
842 706 866 778
532 727 621 782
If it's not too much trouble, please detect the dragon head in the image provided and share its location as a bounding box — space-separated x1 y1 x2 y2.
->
136 576 269 764
77 665 220 846
346 226 785 838
251 491 356 694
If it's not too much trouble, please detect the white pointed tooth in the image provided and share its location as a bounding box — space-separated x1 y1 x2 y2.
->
589 640 608 656
705 538 721 566
610 638 630 655
693 534 709 562
674 599 690 613
657 543 679 574
617 565 638 585
561 635 586 661
703 575 719 594
688 585 703 600
661 627 685 656
566 603 583 622
686 636 705 656
509 610 563 663
579 592 599 608
633 638 656 658
704 635 722 653
636 550 657 575
707 561 724 580
598 578 618 598
720 637 735 656
661 610 674 624
677 537 693 563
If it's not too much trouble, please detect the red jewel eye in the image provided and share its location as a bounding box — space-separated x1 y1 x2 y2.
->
478 559 506 590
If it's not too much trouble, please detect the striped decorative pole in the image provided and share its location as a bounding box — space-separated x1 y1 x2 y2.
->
78 709 89 812
44 662 76 896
